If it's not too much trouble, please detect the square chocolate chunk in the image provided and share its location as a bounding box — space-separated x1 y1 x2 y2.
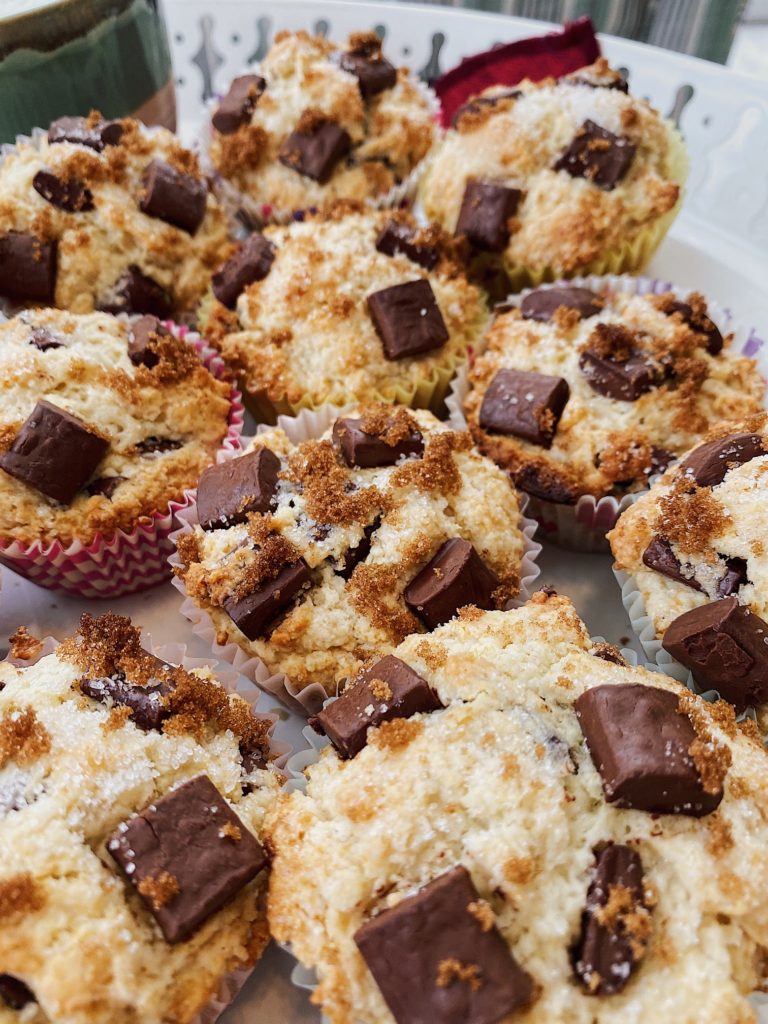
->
680 432 766 488
139 161 207 235
197 447 280 531
479 368 569 448
278 117 351 184
455 180 522 253
579 348 657 402
0 231 56 303
48 115 123 150
641 536 702 592
520 286 602 323
127 315 170 369
310 655 443 758
223 560 311 640
80 657 174 731
332 416 423 468
554 120 636 190
575 683 723 816
375 221 438 270
100 266 172 319
212 233 276 308
662 596 768 709
404 538 498 630
107 774 266 944
354 866 533 1024
367 279 449 360
33 170 94 213
212 74 266 134
0 400 108 505
663 299 723 355
340 52 397 98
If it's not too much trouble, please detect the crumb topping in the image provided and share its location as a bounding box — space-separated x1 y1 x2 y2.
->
0 707 51 768
137 871 180 910
0 874 44 918
467 899 495 932
656 480 731 556
7 626 43 662
285 440 383 526
436 958 483 991
679 693 733 795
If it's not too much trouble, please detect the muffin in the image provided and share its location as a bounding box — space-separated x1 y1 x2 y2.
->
463 281 764 547
0 308 236 595
610 414 768 722
0 112 230 319
207 30 437 219
202 204 487 419
0 612 280 1024
173 405 533 699
267 591 768 1024
418 59 686 291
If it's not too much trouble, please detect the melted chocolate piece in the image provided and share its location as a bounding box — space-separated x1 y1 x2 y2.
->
223 560 311 640
717 557 748 598
100 266 172 319
29 328 62 351
404 538 498 630
127 315 170 369
80 668 174 731
139 160 207 235
197 447 280 531
354 866 534 1024
212 233 276 308
512 462 578 504
680 432 766 488
664 300 723 356
278 118 352 183
375 221 438 270
310 655 443 758
136 437 182 455
575 683 723 816
0 975 35 1010
48 115 123 150
451 89 522 127
554 120 636 190
455 180 522 253
335 519 379 579
108 774 266 944
564 73 628 93
479 368 570 448
591 643 627 666
86 475 125 499
367 279 449 360
662 597 768 709
641 537 703 592
579 348 658 402
332 415 424 468
520 286 602 323
0 400 108 505
0 231 56 302
340 52 397 98
33 169 94 213
212 74 266 134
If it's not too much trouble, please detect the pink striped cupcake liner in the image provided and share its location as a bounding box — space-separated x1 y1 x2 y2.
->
0 324 244 599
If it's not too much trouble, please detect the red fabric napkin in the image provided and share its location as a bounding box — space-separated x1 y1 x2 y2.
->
434 17 601 127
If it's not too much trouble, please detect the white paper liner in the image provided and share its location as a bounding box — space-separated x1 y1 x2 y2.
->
168 403 542 716
447 272 766 552
199 70 441 228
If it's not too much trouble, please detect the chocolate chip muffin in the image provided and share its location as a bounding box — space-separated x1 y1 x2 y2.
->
174 405 531 696
418 60 686 291
610 414 768 721
207 30 437 218
0 613 280 1024
202 205 487 418
0 309 232 549
464 283 763 512
267 591 768 1024
0 113 230 319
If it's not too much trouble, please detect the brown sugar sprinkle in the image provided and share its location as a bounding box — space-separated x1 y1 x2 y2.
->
467 900 495 933
655 478 731 556
457 605 485 622
0 873 44 918
296 107 335 135
219 822 242 842
133 328 209 387
7 626 43 662
0 707 51 768
595 884 653 962
102 705 133 733
174 533 202 572
597 436 657 488
370 717 422 751
706 814 735 857
348 563 419 642
347 30 383 55
436 959 483 992
503 855 535 886
391 430 472 494
678 693 733 794
285 439 383 526
585 322 637 363
165 143 202 179
368 678 393 702
360 405 420 448
216 124 269 177
0 422 21 453
138 871 180 910
414 640 447 670
552 305 589 332
738 717 765 748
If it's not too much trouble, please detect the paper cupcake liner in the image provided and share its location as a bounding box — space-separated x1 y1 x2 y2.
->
200 74 441 229
168 403 542 716
0 324 244 599
447 271 766 552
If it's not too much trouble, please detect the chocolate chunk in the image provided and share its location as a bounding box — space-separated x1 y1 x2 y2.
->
127 315 170 369
335 519 379 579
108 774 266 944
579 348 658 402
367 279 449 360
212 233 276 308
513 462 578 504
100 266 172 319
0 400 108 505
341 52 397 98
332 416 424 468
649 446 674 476
404 538 498 630
479 368 570 448
0 231 56 303
575 683 723 815
375 221 438 270
212 74 266 134
32 169 94 213
591 643 627 666
86 475 125 499
573 844 649 995
641 537 702 592
48 115 123 150
0 975 35 1010
455 180 522 253
554 120 636 190
520 286 602 323
310 655 443 758
355 865 533 1024
451 89 522 127
680 432 766 488
136 437 182 455
278 118 352 184
29 328 62 351
662 596 768 709
717 557 748 598
139 160 207 235
81 668 173 731
197 447 280 531
565 73 629 93
664 300 723 356
223 560 311 640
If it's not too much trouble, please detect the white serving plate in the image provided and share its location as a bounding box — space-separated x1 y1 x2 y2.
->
1 2 767 1020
